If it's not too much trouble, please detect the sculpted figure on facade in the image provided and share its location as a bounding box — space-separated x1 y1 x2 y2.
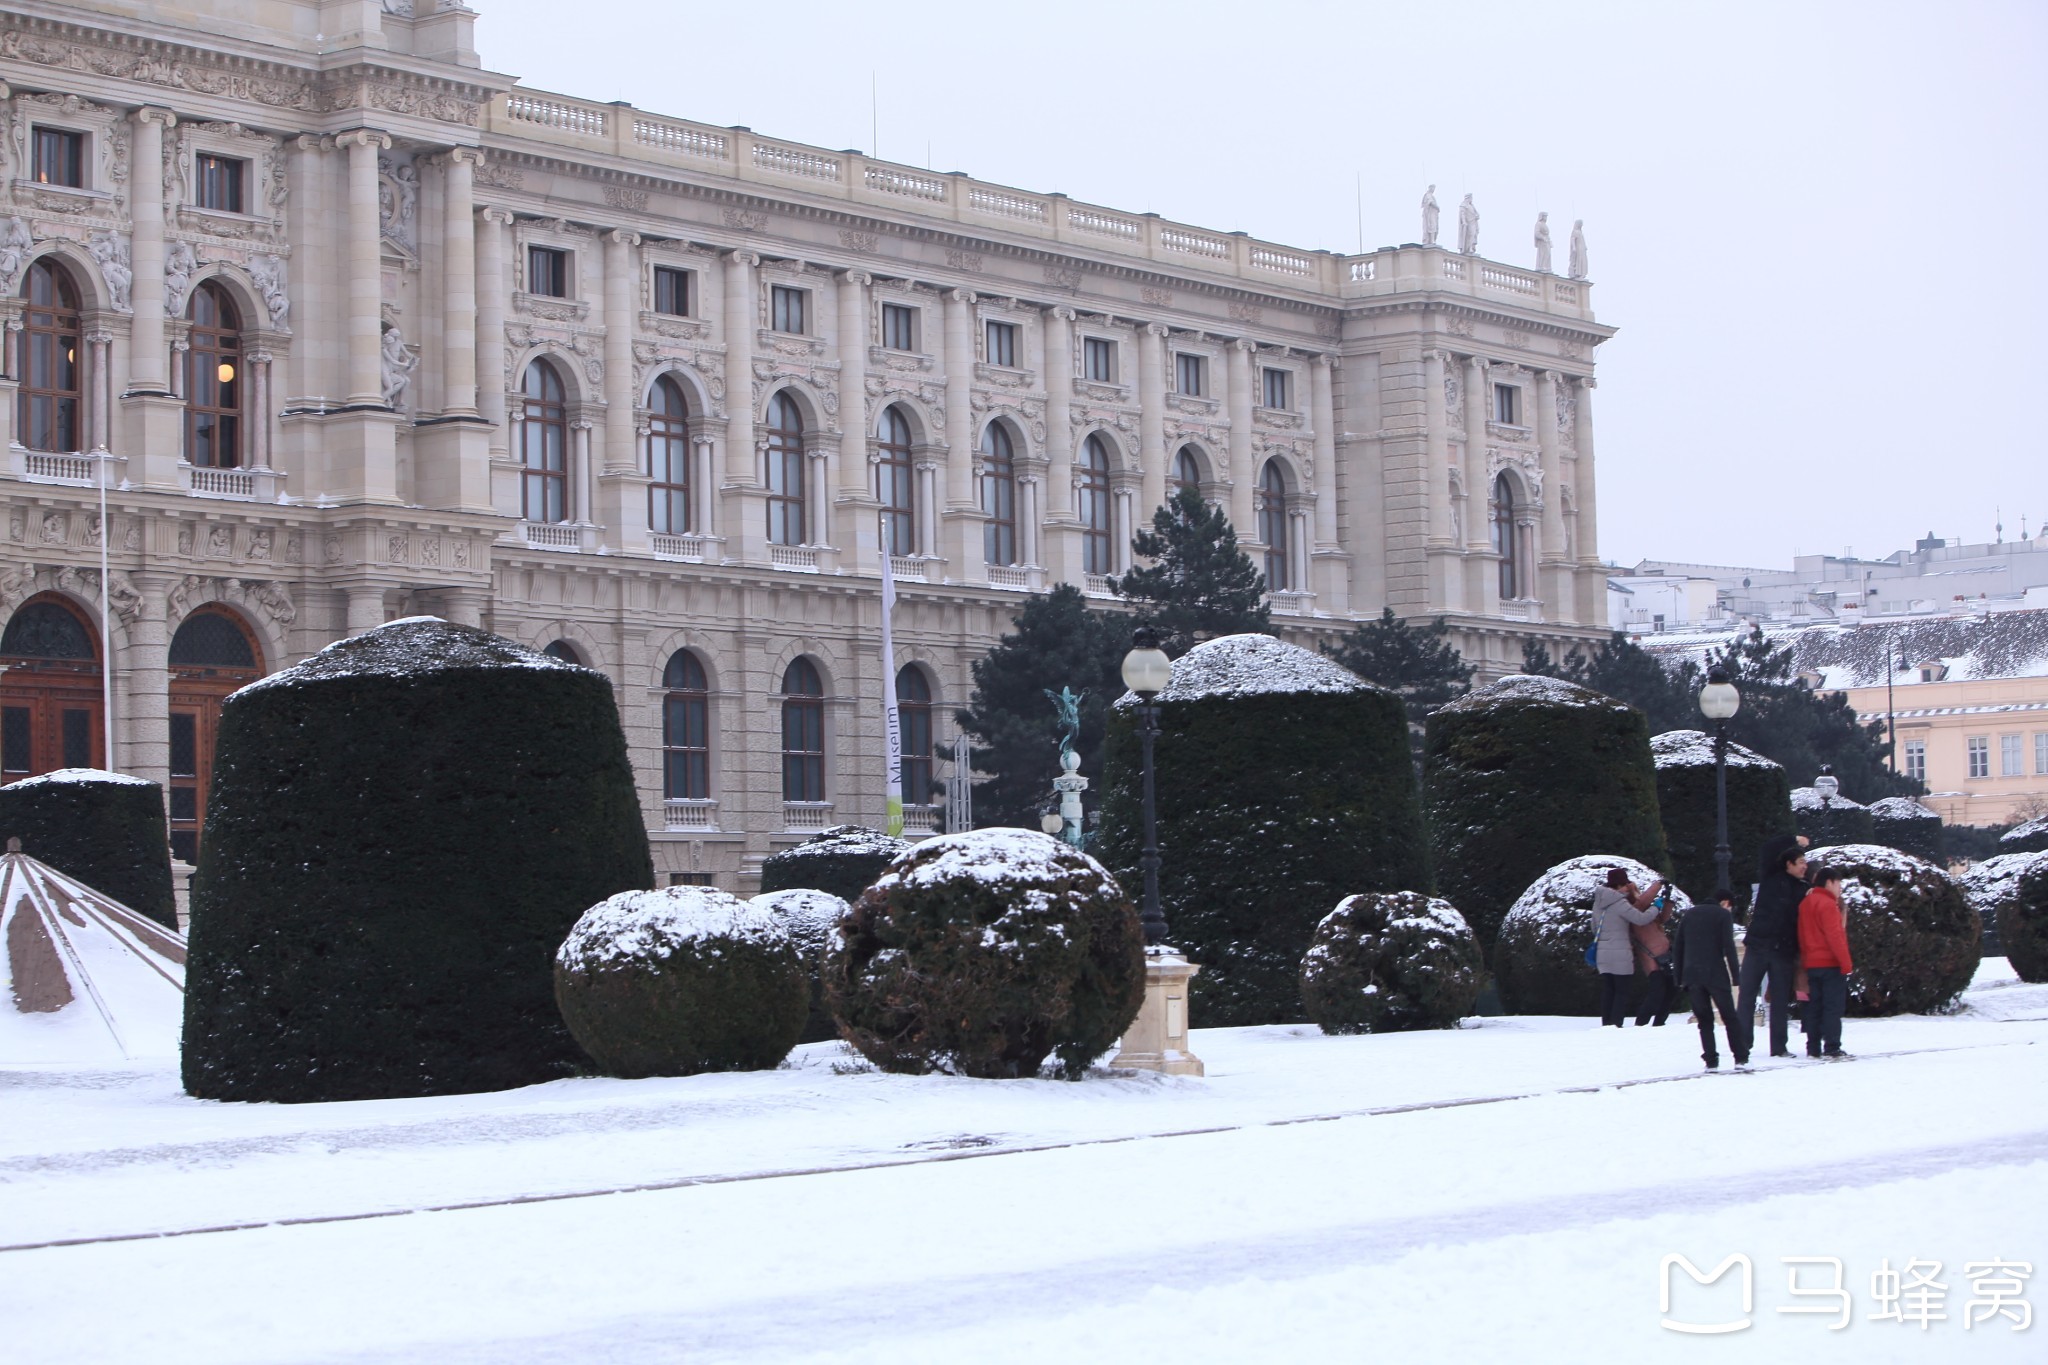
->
250 253 290 329
1533 212 1552 273
380 326 418 408
87 231 133 310
378 154 418 253
1420 185 1439 246
0 217 34 290
1457 195 1479 255
1569 220 1588 280
163 240 199 314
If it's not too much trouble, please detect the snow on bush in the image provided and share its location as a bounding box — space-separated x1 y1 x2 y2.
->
1649 730 1794 908
1299 891 1482 1034
556 887 808 1078
1961 851 2048 983
825 828 1144 1079
0 768 176 929
1113 632 1368 705
1494 855 1691 1017
758 825 911 905
1868 796 1946 864
2000 815 2048 856
1806 844 1979 1015
751 887 851 1043
1789 784 1875 847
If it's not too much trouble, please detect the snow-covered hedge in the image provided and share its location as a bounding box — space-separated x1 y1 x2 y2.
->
556 888 808 1077
1097 634 1427 1026
182 618 653 1103
0 768 176 929
1649 730 1795 908
1999 815 2048 856
825 828 1144 1079
1299 891 1482 1034
1424 676 1669 956
759 825 911 905
751 887 850 1043
1961 851 2048 983
1806 844 1979 1014
1868 797 1945 865
1493 855 1691 1017
1789 784 1875 848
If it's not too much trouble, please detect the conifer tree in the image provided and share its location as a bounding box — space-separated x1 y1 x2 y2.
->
1325 607 1475 755
1112 486 1271 656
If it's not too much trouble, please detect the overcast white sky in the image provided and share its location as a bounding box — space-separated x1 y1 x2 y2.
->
477 0 2044 573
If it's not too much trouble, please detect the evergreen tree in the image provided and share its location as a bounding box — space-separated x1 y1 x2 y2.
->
954 585 1127 831
1325 607 1475 756
1112 486 1270 656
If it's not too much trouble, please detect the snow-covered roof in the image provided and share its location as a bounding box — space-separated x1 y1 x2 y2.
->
2 767 156 790
1640 609 2048 688
0 850 186 1064
1114 633 1370 707
556 887 789 971
1790 786 1871 813
874 827 1108 894
235 617 580 699
1649 729 1780 771
1436 673 1632 716
1502 855 1693 935
1868 797 1940 822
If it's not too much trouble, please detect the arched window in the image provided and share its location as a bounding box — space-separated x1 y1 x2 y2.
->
542 639 583 665
648 376 690 535
0 596 102 779
980 423 1017 566
1491 474 1520 600
166 607 263 863
780 658 825 802
520 360 568 524
662 650 709 801
877 406 915 555
187 281 242 469
1172 446 1201 499
765 392 807 547
20 259 81 453
1080 434 1112 576
1258 460 1290 591
897 665 933 807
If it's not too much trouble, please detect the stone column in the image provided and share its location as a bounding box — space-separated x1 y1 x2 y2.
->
1462 354 1494 615
247 350 272 468
441 149 482 416
120 575 175 791
1114 487 1134 573
571 419 594 529
1040 305 1078 582
345 586 387 634
721 250 760 564
125 109 175 393
86 331 112 452
596 229 645 552
1571 377 1601 624
1226 340 1257 543
940 288 981 577
338 130 392 406
476 206 515 516
915 459 941 557
691 433 716 538
836 270 878 569
1309 353 1344 610
1138 323 1167 523
1534 369 1569 614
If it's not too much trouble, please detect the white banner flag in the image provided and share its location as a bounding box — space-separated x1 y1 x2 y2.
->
879 530 903 836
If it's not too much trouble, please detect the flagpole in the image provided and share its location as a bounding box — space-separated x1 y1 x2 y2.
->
878 523 903 837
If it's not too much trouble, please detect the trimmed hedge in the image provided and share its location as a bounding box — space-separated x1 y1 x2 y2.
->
1962 851 2048 983
1299 891 1482 1033
1869 797 1946 864
751 887 851 1043
1097 634 1427 1026
0 769 177 929
1494 855 1691 1016
1425 675 1669 955
759 825 910 904
1650 730 1796 909
825 828 1144 1079
1807 844 1979 1015
1999 816 2048 856
182 618 653 1103
556 888 808 1077
1791 786 1875 848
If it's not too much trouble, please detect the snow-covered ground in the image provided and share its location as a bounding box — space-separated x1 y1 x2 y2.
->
3 960 2042 1363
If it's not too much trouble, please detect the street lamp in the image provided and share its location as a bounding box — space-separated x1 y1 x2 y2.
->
1698 663 1741 900
1120 624 1173 945
1814 765 1839 848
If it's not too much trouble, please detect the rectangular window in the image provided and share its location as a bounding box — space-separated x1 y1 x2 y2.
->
882 302 917 351
1968 736 1990 779
1904 739 1927 784
1176 352 1205 397
1263 367 1292 411
985 320 1017 368
1495 383 1521 425
1083 337 1116 383
2037 731 2048 776
1 707 28 774
528 246 568 298
771 285 807 334
32 128 84 188
60 708 91 770
653 266 691 317
2001 733 2024 777
193 153 245 213
668 872 716 887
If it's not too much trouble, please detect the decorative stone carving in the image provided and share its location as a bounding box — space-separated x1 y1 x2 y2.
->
40 511 66 544
252 580 295 624
722 208 766 231
176 524 195 555
163 240 200 314
247 528 273 561
0 562 38 610
324 536 343 565
284 533 301 563
1445 368 1464 427
378 153 418 254
388 535 408 564
249 253 290 328
1421 185 1439 247
0 217 34 291
1228 303 1264 324
166 574 199 621
0 32 313 110
207 525 232 557
1446 316 1474 339
380 326 419 408
121 519 141 552
1569 220 1588 280
105 572 142 623
945 249 983 273
1457 194 1479 256
1141 286 1173 307
602 185 648 212
420 537 441 567
1534 212 1552 273
838 229 877 252
1043 265 1082 290
474 160 523 190
84 231 133 310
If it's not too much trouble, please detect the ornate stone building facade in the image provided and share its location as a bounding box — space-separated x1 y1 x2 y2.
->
0 0 1615 888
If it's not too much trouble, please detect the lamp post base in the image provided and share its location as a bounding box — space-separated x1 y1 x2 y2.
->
1110 947 1205 1076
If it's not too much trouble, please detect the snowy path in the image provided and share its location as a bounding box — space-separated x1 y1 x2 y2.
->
3 962 2043 1362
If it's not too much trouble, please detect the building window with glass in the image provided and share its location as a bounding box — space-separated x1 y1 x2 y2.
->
527 247 568 298
877 406 915 555
882 303 917 352
1968 735 1990 779
187 281 242 469
653 266 691 317
2036 731 2048 776
1258 459 1289 590
20 260 81 453
32 128 84 188
765 392 806 546
1491 474 1520 600
981 423 1016 566
662 651 710 801
2001 733 2024 777
898 665 933 807
771 285 806 334
986 320 1017 368
1495 383 1523 425
1176 352 1205 397
781 658 825 802
648 375 690 534
1084 337 1116 383
1172 447 1201 498
1079 434 1112 575
1262 367 1292 411
519 359 568 523
194 153 244 213
1903 738 1927 784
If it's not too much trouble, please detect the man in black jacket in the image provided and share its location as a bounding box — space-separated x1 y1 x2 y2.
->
1739 836 1809 1059
1673 890 1746 1068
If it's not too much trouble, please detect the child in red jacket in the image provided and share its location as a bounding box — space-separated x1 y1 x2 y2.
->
1798 869 1855 1058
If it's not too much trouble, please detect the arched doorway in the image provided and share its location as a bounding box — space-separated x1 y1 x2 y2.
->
166 607 263 863
0 595 103 779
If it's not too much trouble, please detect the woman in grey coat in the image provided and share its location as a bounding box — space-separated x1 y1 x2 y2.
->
1592 867 1665 1027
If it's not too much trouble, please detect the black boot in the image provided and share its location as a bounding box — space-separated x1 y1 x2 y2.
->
1703 1053 1720 1070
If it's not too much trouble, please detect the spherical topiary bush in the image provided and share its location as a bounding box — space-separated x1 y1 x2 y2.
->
1999 815 2048 856
1869 797 1946 864
1962 851 2048 983
1097 634 1427 1027
1299 891 1483 1034
1494 855 1691 1017
1650 730 1795 908
556 887 808 1077
751 887 850 1044
1424 675 1670 956
826 828 1144 1079
1806 844 1979 1015
759 825 911 905
1791 786 1875 848
183 618 653 1103
0 768 176 929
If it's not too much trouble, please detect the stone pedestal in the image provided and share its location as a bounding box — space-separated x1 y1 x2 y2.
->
1111 947 1204 1076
